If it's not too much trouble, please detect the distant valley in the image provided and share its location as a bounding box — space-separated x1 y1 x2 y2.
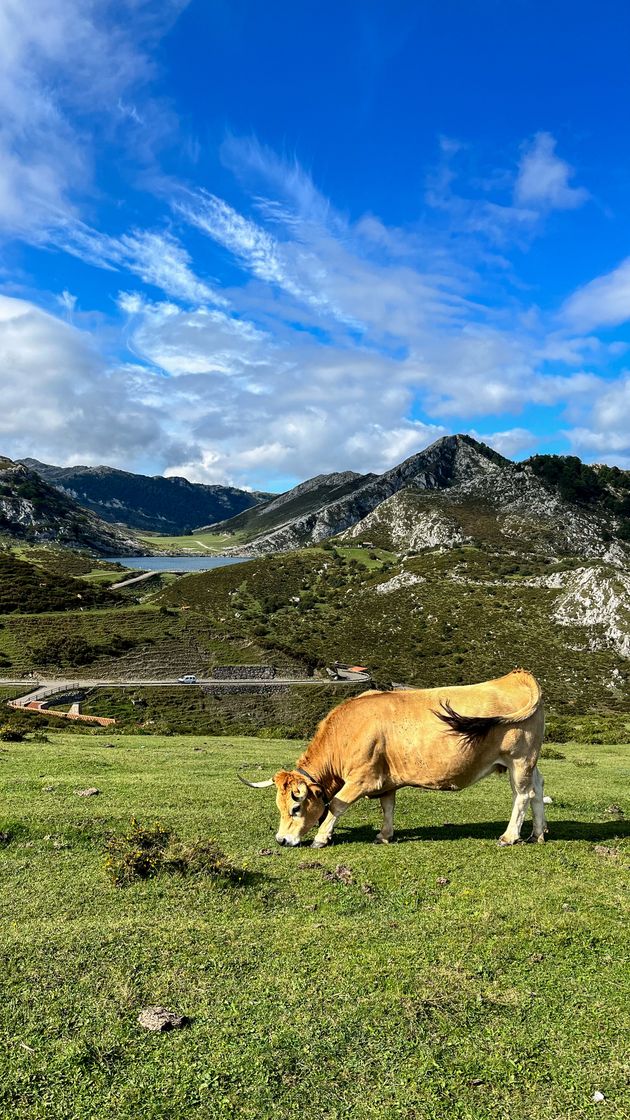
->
1 435 628 724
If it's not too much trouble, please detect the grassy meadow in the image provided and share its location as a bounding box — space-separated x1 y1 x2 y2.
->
1 731 628 1119
136 531 244 554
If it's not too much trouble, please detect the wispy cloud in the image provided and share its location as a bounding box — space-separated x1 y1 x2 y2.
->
426 131 589 249
514 132 589 212
0 0 186 238
55 223 227 307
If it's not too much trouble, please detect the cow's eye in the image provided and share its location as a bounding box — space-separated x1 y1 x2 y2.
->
291 807 301 818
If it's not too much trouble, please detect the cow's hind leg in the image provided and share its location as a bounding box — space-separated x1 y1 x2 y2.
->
375 791 396 844
498 760 534 847
526 766 547 844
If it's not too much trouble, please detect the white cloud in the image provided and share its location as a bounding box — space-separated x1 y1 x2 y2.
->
564 375 630 466
470 427 537 459
562 257 630 331
514 132 589 211
0 294 164 465
123 297 270 376
0 1 186 238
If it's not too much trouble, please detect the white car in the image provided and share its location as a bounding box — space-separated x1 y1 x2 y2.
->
178 674 198 684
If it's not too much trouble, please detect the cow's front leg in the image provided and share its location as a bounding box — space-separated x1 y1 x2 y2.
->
311 782 365 848
375 790 396 844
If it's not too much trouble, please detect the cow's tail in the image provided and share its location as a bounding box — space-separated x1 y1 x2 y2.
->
435 671 542 748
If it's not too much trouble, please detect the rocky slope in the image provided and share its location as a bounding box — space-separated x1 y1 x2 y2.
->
206 469 374 542
216 435 629 563
21 459 267 534
343 445 628 564
0 457 142 555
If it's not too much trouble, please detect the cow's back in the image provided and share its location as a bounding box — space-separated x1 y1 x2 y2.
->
325 670 543 791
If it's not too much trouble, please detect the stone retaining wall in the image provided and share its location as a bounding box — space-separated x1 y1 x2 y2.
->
203 683 290 696
210 665 276 680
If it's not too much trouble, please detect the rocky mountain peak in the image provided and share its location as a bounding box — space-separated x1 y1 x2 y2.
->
373 433 509 497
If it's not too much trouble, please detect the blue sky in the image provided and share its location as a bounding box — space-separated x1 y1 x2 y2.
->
1 0 630 489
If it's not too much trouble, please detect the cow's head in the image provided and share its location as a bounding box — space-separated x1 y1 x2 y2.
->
238 770 326 846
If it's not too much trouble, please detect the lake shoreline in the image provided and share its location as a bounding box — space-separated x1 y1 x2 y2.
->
107 554 252 573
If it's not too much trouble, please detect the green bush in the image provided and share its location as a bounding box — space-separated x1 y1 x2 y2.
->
540 746 566 760
104 818 243 887
0 727 25 742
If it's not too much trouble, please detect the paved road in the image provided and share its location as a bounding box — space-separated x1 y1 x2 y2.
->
110 570 167 589
4 675 370 707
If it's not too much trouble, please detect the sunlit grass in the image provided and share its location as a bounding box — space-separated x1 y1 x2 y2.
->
1 732 628 1119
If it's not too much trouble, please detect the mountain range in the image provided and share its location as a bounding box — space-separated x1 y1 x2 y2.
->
210 435 630 564
4 436 630 569
21 458 269 535
0 457 141 555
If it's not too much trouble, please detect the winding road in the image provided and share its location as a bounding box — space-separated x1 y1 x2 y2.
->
3 674 370 709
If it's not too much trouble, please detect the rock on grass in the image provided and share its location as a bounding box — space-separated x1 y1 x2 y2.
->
138 1006 188 1032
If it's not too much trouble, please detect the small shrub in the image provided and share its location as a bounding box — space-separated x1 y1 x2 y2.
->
258 725 303 740
544 721 572 743
0 727 25 742
104 818 242 887
161 839 242 881
540 746 566 760
105 819 171 886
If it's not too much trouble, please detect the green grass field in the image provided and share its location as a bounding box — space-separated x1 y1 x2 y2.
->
1 733 628 1119
136 531 245 554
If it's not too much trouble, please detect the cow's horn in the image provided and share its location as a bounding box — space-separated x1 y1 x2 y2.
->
291 782 308 803
237 774 274 789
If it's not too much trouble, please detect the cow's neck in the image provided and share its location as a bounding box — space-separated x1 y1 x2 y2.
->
295 745 343 798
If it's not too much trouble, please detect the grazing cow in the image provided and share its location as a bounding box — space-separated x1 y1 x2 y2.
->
239 669 546 848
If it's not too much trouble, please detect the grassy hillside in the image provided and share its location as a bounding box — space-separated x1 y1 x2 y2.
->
1 541 627 720
0 604 303 679
0 552 121 614
158 546 629 713
1 732 628 1119
77 682 366 737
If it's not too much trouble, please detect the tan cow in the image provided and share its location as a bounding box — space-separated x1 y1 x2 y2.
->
239 669 546 848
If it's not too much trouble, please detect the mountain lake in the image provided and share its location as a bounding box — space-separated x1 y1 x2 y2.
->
109 555 251 572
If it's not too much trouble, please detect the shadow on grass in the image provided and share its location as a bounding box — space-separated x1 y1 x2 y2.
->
332 820 630 845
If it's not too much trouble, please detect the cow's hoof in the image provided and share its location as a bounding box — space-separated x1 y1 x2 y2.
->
374 835 392 845
525 832 546 844
497 837 521 847
311 839 330 849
